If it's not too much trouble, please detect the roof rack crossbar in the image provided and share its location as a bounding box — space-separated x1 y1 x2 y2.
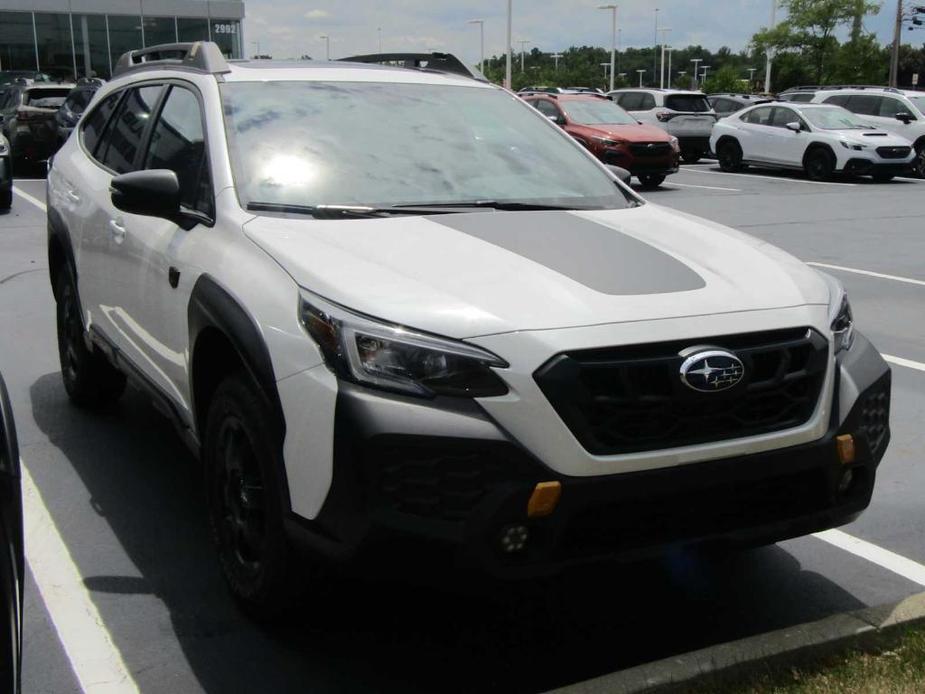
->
337 52 487 82
113 41 230 77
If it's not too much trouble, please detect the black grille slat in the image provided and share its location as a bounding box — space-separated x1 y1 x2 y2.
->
877 146 912 159
535 328 828 455
629 142 672 157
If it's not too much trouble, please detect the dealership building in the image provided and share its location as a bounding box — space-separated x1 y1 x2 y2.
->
0 0 244 80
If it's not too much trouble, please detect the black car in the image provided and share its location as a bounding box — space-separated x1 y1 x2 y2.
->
708 93 774 118
0 82 74 166
0 374 23 693
0 131 11 209
55 78 105 149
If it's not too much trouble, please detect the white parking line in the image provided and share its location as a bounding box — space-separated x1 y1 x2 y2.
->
12 185 47 212
662 182 742 192
22 462 140 693
883 354 925 373
814 529 925 587
679 167 857 187
807 262 925 288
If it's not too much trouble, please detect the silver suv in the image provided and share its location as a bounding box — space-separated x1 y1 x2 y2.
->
608 89 717 162
807 87 925 176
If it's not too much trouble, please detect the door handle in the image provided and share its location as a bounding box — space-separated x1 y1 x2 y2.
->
108 218 126 244
66 190 80 203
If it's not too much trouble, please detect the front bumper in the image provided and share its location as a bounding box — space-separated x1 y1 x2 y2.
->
11 128 56 162
842 158 914 176
600 148 680 176
286 333 890 578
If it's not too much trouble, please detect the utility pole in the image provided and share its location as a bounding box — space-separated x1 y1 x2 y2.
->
890 0 903 87
505 0 512 89
658 27 671 88
468 19 485 74
691 58 702 90
551 52 563 71
517 39 530 72
598 5 618 92
764 0 777 93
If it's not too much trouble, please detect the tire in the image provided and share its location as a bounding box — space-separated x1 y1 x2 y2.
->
0 189 10 210
205 373 305 621
804 148 835 182
912 146 925 178
681 150 702 164
55 272 126 408
717 140 744 172
872 173 895 183
637 174 666 189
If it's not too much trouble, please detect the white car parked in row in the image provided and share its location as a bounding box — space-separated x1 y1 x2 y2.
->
46 43 891 619
710 102 917 181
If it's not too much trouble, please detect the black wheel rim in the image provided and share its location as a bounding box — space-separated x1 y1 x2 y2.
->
59 288 81 384
808 154 829 179
914 151 925 177
719 145 739 168
215 418 266 579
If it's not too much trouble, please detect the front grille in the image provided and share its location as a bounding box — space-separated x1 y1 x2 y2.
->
877 146 912 159
535 328 829 456
630 142 672 157
364 438 537 522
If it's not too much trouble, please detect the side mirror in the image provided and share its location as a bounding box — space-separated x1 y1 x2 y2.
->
110 169 181 220
896 112 914 124
605 164 632 186
786 121 803 132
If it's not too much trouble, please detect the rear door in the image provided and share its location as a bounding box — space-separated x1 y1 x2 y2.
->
737 106 775 161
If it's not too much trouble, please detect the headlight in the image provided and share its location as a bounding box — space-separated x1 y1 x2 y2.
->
299 290 509 398
830 292 854 353
669 136 680 150
839 140 866 151
594 136 624 147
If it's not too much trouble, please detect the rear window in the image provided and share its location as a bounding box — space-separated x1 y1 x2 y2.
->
66 89 94 113
24 88 71 106
665 94 711 112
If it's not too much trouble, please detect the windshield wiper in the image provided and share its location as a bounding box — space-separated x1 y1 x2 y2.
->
246 202 461 218
389 200 583 212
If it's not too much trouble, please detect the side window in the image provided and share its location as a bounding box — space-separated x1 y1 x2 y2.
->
99 85 163 174
744 107 773 125
770 107 801 128
617 92 641 110
845 95 879 116
879 97 914 119
144 85 212 216
534 100 561 119
823 95 850 107
639 93 657 110
713 99 735 114
81 91 123 158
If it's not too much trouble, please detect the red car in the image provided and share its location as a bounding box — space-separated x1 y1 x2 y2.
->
522 93 680 188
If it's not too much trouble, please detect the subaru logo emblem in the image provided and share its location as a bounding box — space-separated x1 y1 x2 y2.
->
679 349 745 392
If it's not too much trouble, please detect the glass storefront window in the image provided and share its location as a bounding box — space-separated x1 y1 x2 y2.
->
177 18 209 44
73 14 110 79
108 14 143 74
143 16 177 48
211 19 241 59
0 11 36 72
35 13 75 81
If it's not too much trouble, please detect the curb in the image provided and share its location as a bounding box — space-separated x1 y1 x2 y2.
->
549 591 925 694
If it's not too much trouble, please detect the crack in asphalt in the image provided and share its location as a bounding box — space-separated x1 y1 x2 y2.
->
0 267 46 285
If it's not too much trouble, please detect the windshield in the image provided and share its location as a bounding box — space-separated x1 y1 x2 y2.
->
563 99 637 125
221 81 631 212
801 106 871 130
907 95 925 116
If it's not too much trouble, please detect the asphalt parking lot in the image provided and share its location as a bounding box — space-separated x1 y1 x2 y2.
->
2 165 925 694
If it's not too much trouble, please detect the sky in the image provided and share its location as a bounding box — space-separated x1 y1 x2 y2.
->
243 1 904 63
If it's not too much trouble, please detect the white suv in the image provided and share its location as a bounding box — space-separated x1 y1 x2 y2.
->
47 43 891 618
608 89 717 162
808 87 925 176
711 102 917 181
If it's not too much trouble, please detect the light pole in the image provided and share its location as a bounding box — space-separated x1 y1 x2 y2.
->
700 64 711 86
598 4 618 92
690 58 702 90
637 68 646 87
517 39 530 72
505 0 512 89
617 27 622 73
653 8 660 82
378 26 382 53
764 0 777 93
467 19 485 74
251 40 260 58
747 67 757 87
551 52 563 71
666 46 675 88
320 34 331 61
658 27 671 88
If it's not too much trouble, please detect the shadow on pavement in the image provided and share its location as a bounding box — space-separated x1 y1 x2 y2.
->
30 372 868 693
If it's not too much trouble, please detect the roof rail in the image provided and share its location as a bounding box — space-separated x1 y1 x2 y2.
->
782 84 903 94
337 52 487 81
113 41 230 77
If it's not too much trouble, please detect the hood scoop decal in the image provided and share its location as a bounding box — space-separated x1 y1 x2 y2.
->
434 211 706 296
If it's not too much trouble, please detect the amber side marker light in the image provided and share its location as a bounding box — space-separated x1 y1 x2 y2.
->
527 481 562 518
836 434 856 465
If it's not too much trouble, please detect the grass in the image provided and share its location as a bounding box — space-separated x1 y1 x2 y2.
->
684 624 925 694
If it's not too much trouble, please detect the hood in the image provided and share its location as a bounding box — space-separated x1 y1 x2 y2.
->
834 129 911 146
578 122 671 143
243 206 830 339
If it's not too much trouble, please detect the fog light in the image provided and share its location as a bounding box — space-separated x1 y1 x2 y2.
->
838 469 854 494
499 524 529 554
836 434 856 465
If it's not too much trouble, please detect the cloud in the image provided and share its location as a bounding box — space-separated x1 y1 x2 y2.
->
304 9 331 20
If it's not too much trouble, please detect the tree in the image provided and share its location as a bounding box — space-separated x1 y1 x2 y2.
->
753 0 881 83
703 66 749 94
